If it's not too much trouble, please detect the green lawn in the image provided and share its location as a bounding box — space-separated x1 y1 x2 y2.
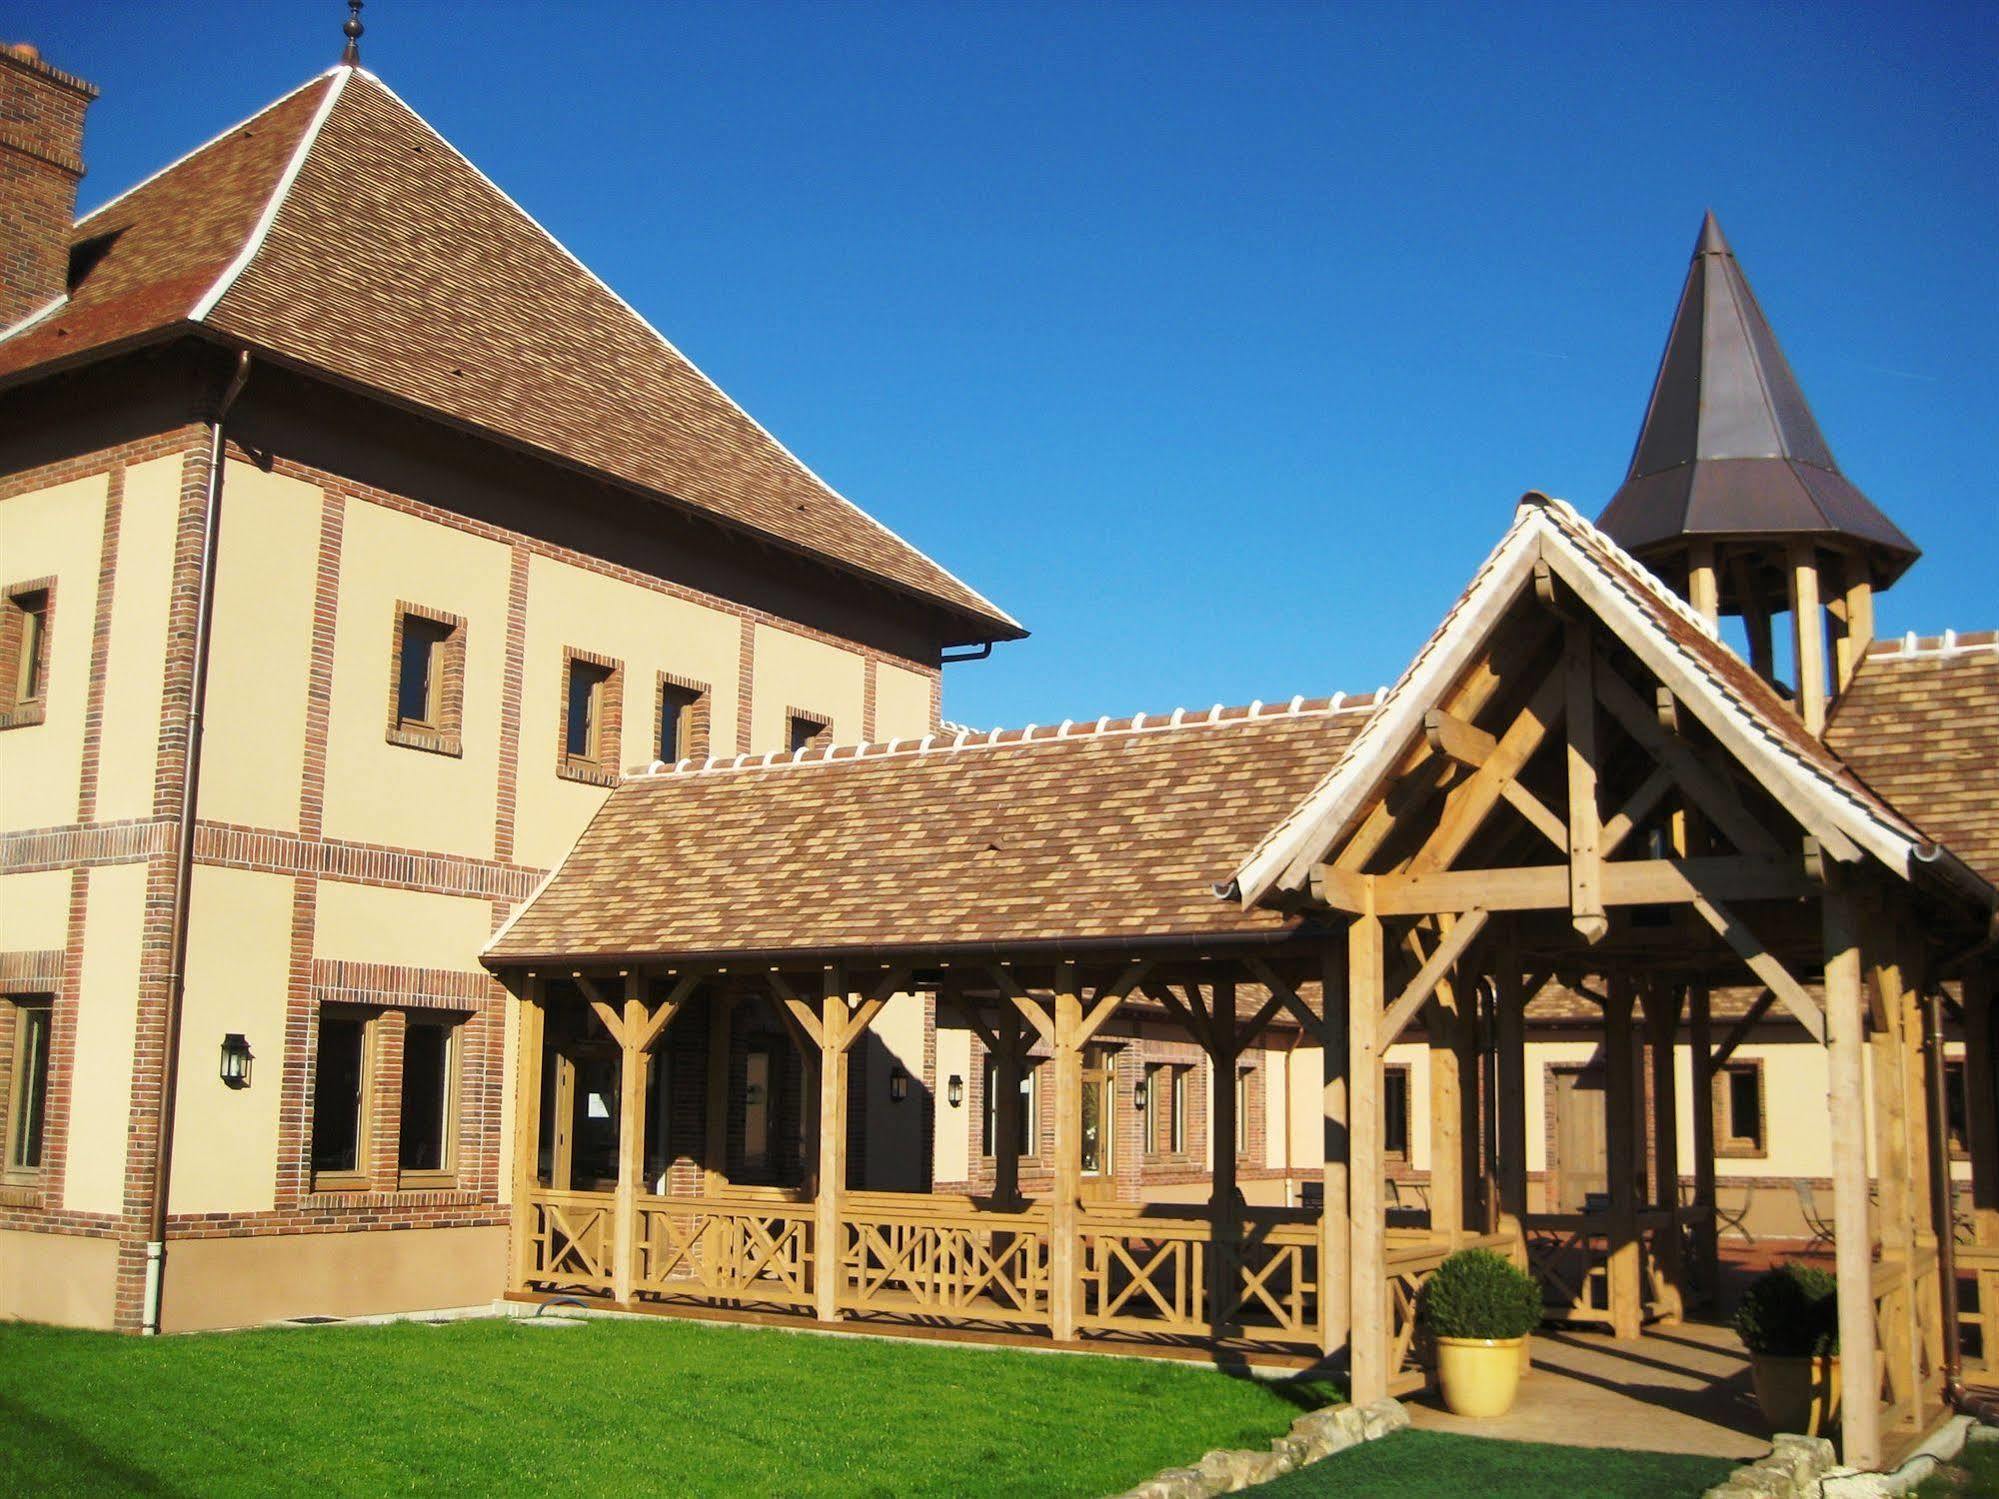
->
0 1315 1338 1497
1253 1429 1737 1499
1914 1436 1999 1497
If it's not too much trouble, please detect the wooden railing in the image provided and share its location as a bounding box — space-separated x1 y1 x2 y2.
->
1383 1228 1516 1394
522 1188 616 1295
1870 1248 1946 1436
839 1198 1051 1325
1076 1206 1320 1344
1522 1210 1680 1328
1959 1243 1999 1389
633 1193 816 1309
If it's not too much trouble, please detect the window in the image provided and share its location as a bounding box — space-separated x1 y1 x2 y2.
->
1383 1064 1411 1161
1236 1066 1252 1156
0 580 54 729
655 674 710 765
559 649 623 783
311 1009 372 1186
743 1045 775 1173
4 998 52 1178
386 604 465 756
1147 1063 1191 1156
981 1054 1038 1159
397 1016 460 1180
1945 1059 1968 1159
1714 1060 1766 1157
787 710 831 754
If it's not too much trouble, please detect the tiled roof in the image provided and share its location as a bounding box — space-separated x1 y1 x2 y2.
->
1827 632 1999 886
0 68 1018 638
485 696 1379 964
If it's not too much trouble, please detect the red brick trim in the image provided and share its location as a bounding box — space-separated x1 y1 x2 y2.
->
491 545 531 862
784 705 834 753
384 598 467 758
735 614 755 754
0 575 57 730
555 646 623 787
74 467 124 816
0 817 175 873
192 823 544 902
0 949 63 992
862 658 878 743
310 959 490 1010
652 670 712 766
297 493 345 838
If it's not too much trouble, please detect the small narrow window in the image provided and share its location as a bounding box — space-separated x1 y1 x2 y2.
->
397 1017 459 1179
386 604 465 755
787 710 831 754
981 1054 1037 1158
559 650 623 782
1715 1060 1765 1157
742 1045 774 1173
1236 1066 1251 1156
656 675 709 764
311 1010 372 1184
5 998 53 1176
1147 1063 1189 1156
1 581 54 728
1383 1065 1411 1161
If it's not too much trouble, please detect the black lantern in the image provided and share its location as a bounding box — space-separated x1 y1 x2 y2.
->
220 1033 253 1089
947 1074 964 1109
1133 1076 1148 1111
888 1066 909 1104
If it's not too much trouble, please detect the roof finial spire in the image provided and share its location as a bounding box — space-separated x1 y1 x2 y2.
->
340 0 364 66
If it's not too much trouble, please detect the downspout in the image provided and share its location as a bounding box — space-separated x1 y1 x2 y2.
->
142 349 251 1336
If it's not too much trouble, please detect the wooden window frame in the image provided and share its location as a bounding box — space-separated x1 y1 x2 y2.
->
1145 1061 1194 1160
2 996 54 1185
980 1053 1042 1164
785 707 833 755
1382 1062 1412 1163
0 578 56 731
1236 1063 1253 1158
385 601 467 757
309 1005 377 1192
654 671 712 766
396 1012 464 1190
1713 1058 1768 1159
558 647 624 786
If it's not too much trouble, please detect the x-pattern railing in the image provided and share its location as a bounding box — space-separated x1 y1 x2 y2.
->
842 1213 1049 1319
529 1191 613 1291
635 1198 814 1306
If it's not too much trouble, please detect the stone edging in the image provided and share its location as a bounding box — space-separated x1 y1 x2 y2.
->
1109 1397 1411 1497
1704 1434 1836 1498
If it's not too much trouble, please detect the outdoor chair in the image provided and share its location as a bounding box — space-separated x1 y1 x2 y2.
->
1792 1180 1836 1248
1712 1186 1755 1245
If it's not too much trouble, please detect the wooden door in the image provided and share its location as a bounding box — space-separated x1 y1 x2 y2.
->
1080 1044 1117 1202
1553 1066 1609 1213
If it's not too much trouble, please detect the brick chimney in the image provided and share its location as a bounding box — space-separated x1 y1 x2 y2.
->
0 43 97 326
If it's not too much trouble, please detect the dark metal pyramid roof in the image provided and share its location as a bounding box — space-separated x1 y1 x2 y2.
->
1597 212 1919 584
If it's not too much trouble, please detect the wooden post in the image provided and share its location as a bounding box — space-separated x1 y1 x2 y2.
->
703 992 734 1195
1687 541 1720 625
1426 986 1464 1244
1825 880 1882 1468
1496 952 1528 1239
1688 985 1720 1299
1349 903 1388 1404
1647 984 1685 1324
612 974 646 1304
993 1020 1023 1205
1605 975 1643 1339
1870 946 1919 1419
1051 963 1083 1343
814 968 848 1324
1211 978 1241 1219
1319 945 1351 1358
510 979 546 1291
1564 621 1609 944
1966 965 1999 1247
1789 542 1828 736
1836 560 1875 694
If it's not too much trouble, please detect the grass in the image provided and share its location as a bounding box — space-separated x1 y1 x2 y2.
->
1253 1429 1738 1499
1913 1435 1999 1497
0 1315 1339 1497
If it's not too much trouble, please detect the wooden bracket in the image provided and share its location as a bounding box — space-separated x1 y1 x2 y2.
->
1377 907 1489 1049
1689 893 1826 1042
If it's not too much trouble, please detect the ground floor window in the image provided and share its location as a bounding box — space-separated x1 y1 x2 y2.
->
1382 1063 1411 1161
4 996 52 1177
981 1054 1038 1159
398 1016 460 1180
310 1004 468 1190
311 1009 372 1185
1146 1062 1190 1156
1714 1059 1766 1157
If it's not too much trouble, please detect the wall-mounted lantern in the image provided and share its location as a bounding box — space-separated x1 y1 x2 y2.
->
220 1033 253 1089
889 1066 909 1104
947 1074 964 1109
1133 1075 1148 1111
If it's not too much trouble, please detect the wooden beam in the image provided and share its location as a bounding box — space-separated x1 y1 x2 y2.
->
1837 570 1875 694
1050 962 1083 1342
1564 620 1608 945
1688 893 1826 1042
865 966 914 1005
1377 908 1489 1050
1348 907 1388 1405
1318 944 1350 1358
1595 666 1782 860
989 966 1056 1049
1601 764 1674 859
1708 988 1777 1071
509 980 546 1293
1310 863 1372 914
612 973 647 1303
1366 854 1817 916
1790 542 1828 736
634 973 700 1053
1428 983 1465 1243
1604 978 1643 1339
1407 671 1567 876
1495 944 1528 1232
1823 877 1881 1468
1079 960 1150 1045
1245 956 1322 1037
1424 707 1496 768
768 972 824 1050
1499 778 1569 855
1688 985 1720 1302
1687 540 1719 625
1647 984 1687 1324
815 968 848 1323
840 994 888 1055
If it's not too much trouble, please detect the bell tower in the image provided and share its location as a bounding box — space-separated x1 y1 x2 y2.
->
1597 212 1919 735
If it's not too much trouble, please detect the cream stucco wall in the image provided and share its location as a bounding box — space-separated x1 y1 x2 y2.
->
0 868 71 950
933 1026 971 1184
62 862 148 1216
749 624 864 753
93 454 184 823
0 1230 120 1329
513 553 743 872
313 879 495 971
321 497 512 860
0 472 106 833
874 661 935 740
196 461 322 832
167 866 295 1216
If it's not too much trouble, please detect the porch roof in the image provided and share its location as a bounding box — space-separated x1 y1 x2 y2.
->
485 697 1377 967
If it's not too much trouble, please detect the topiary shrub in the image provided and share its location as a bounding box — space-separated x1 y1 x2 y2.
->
1418 1248 1543 1340
1733 1263 1839 1357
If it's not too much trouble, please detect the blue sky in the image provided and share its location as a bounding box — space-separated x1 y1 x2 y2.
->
29 2 1996 729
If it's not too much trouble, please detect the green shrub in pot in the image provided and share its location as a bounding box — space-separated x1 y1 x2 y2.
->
1734 1263 1840 1435
1419 1248 1542 1417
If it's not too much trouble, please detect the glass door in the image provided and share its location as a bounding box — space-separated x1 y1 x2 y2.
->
1080 1044 1117 1198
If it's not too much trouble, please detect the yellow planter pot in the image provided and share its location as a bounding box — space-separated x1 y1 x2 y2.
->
1749 1353 1840 1436
1435 1335 1526 1418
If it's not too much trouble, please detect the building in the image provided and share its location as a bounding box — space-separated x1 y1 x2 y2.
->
3 31 1994 1470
